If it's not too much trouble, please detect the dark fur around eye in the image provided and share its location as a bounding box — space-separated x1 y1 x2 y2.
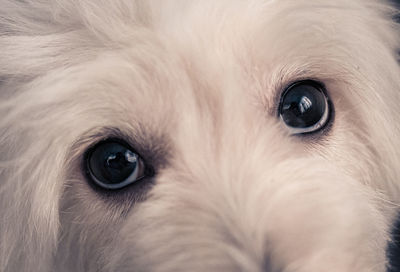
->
387 215 400 272
79 128 170 204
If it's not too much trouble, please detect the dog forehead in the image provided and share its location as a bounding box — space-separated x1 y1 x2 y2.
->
5 0 393 160
108 0 387 92
57 0 393 142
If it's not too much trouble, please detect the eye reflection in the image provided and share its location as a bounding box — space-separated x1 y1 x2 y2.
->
125 150 138 163
298 96 312 114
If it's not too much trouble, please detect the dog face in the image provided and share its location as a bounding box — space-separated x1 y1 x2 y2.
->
1 0 400 271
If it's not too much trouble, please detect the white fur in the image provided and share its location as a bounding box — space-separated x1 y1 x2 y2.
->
1 0 400 271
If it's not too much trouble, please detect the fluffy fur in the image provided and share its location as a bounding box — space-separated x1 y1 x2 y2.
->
1 0 400 271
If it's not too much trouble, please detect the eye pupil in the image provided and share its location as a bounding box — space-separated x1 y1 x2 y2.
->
279 81 330 134
87 141 146 189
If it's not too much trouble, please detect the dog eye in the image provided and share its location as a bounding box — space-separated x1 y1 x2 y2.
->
85 140 147 190
278 80 331 134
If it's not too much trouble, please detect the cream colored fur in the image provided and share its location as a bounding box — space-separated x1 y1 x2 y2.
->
0 0 400 271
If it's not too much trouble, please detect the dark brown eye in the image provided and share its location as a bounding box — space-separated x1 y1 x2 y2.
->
86 140 146 189
279 80 331 134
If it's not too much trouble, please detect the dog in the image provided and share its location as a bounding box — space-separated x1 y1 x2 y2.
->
1 0 400 271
